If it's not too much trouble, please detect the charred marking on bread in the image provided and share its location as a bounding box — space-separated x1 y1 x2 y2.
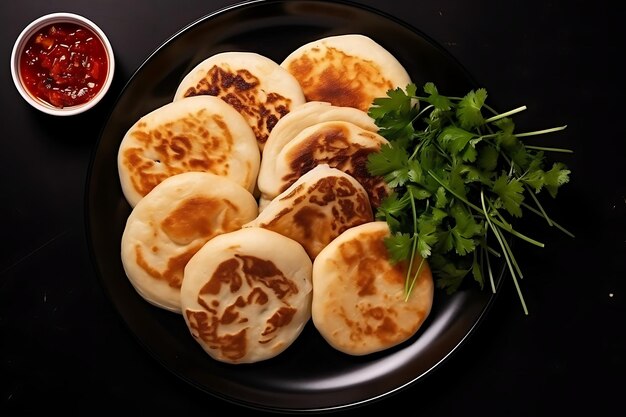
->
135 243 203 289
324 229 430 348
187 254 300 360
280 123 388 208
183 65 292 146
286 46 394 111
132 197 245 289
258 175 373 259
121 112 234 199
160 197 240 245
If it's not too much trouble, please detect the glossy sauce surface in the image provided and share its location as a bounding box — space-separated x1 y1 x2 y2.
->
20 22 108 108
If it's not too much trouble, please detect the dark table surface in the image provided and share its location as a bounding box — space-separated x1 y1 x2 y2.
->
1 0 624 415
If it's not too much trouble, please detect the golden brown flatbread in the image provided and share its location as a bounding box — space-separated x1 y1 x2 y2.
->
117 95 260 207
281 34 411 112
312 221 434 356
245 164 373 259
181 227 312 364
174 51 306 151
121 172 258 313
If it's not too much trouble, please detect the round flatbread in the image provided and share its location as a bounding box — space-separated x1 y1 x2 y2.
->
257 120 390 210
245 164 373 259
181 227 313 364
281 34 411 111
121 172 258 313
118 95 260 207
174 51 306 151
312 221 434 356
262 101 378 160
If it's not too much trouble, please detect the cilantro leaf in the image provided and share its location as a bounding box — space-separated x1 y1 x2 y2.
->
471 251 485 289
431 254 470 294
367 143 408 177
522 167 546 193
369 85 419 140
423 82 452 111
406 184 431 200
437 126 475 155
437 229 454 254
477 143 499 172
493 174 525 217
434 186 449 208
447 163 468 200
407 159 424 183
493 117 516 147
543 162 571 198
416 217 438 258
457 88 487 129
375 192 411 232
450 202 482 255
494 118 530 170
384 232 414 264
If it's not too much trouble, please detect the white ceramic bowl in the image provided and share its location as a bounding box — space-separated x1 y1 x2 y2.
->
10 12 115 116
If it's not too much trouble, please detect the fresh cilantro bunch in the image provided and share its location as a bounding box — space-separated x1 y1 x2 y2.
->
367 82 573 314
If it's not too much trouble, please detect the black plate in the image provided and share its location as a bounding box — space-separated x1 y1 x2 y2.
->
86 0 500 412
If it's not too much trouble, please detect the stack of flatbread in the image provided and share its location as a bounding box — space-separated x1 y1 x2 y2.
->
117 34 433 364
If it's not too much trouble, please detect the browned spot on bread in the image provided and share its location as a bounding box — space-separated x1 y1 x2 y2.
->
183 65 293 146
280 123 388 208
286 46 394 111
188 254 301 360
121 112 233 199
257 174 373 259
314 224 433 353
135 243 202 288
160 197 239 245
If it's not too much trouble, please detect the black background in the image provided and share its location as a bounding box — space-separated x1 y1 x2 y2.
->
1 0 623 415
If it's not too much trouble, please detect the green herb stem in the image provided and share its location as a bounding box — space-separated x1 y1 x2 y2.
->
524 184 553 227
516 125 568 138
525 145 573 153
485 244 496 293
481 191 528 314
521 202 575 238
484 105 527 123
404 188 419 296
493 224 529 315
427 169 545 248
405 257 426 302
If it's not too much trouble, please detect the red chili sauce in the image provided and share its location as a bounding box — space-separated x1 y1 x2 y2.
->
20 22 108 108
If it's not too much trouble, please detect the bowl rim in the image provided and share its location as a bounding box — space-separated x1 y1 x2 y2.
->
10 12 116 116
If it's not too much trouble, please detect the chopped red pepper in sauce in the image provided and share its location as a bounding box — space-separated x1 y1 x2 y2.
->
20 22 109 108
